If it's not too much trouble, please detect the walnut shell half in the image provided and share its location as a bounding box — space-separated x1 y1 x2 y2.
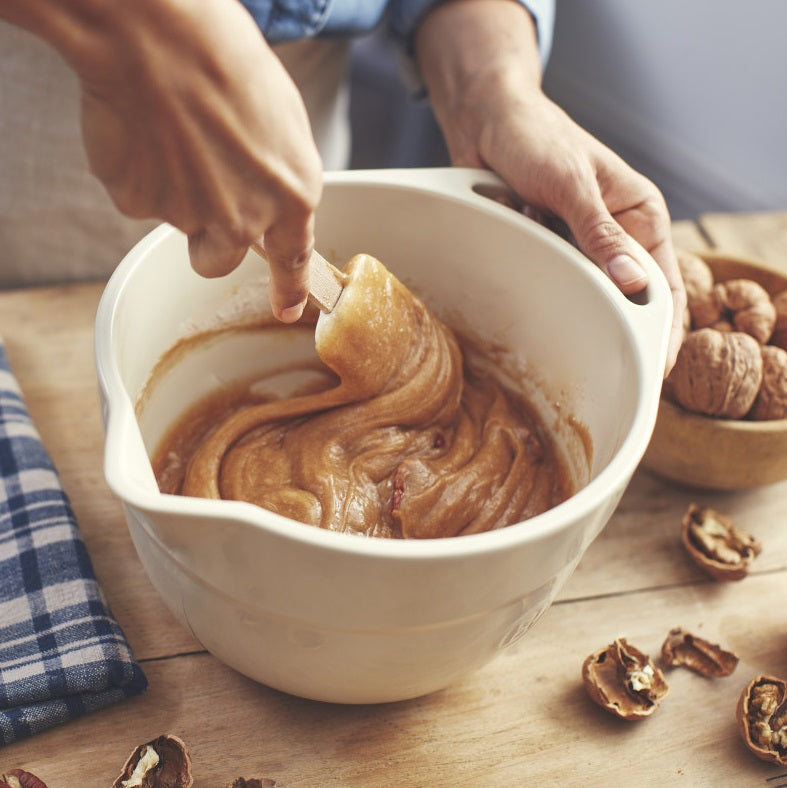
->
681 503 762 581
0 771 48 788
660 627 738 677
667 328 763 418
737 675 787 766
113 734 193 788
582 637 668 720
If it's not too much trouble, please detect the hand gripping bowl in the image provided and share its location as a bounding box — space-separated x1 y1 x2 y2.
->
95 168 672 704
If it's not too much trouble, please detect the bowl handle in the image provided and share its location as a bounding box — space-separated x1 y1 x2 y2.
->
329 167 673 385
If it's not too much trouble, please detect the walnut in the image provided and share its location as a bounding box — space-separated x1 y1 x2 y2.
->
771 290 787 350
749 345 787 420
0 771 48 788
676 250 721 329
666 328 763 418
582 637 668 720
737 675 787 766
681 503 762 581
113 734 193 788
715 278 776 344
660 627 738 677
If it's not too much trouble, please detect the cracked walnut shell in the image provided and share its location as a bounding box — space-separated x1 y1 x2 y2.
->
681 503 761 581
667 328 763 419
113 734 193 788
660 628 738 677
582 637 668 720
0 772 48 788
737 675 787 766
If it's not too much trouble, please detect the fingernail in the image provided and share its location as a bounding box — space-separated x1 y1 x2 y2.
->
280 303 305 323
606 254 647 288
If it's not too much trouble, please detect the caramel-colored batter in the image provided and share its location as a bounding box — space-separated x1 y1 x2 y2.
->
152 254 571 538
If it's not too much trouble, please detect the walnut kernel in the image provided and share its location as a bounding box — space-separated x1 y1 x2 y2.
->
226 780 277 788
582 637 668 720
737 675 787 765
681 503 761 581
660 627 738 677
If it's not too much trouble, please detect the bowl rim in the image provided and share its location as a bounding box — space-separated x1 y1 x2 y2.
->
96 168 673 562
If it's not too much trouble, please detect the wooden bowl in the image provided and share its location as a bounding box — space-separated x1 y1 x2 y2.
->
641 252 787 490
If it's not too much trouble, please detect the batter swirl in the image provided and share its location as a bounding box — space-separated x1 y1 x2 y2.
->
156 254 569 538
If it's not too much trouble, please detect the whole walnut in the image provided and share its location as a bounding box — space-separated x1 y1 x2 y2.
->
749 345 787 420
677 250 721 329
715 279 776 344
667 328 763 419
770 289 787 350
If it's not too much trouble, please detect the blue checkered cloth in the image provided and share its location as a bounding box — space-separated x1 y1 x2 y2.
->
0 341 147 745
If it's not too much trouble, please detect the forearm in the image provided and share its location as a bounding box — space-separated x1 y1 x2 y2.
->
414 0 542 163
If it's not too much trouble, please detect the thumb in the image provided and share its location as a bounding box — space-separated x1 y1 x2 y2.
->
566 204 649 295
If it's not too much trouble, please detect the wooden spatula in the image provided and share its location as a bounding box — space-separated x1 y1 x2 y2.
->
251 241 345 313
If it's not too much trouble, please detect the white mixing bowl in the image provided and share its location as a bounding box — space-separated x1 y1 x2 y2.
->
95 168 671 703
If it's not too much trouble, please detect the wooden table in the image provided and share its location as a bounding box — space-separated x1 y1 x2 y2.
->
1 212 786 787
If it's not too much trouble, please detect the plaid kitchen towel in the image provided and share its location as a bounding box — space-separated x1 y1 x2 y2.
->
0 340 147 745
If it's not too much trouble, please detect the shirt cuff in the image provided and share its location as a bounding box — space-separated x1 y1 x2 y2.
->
390 0 556 97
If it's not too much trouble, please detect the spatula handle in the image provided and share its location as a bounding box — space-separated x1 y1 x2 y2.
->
251 242 345 313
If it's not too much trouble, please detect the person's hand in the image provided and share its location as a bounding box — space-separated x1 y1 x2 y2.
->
415 0 686 372
1 0 322 322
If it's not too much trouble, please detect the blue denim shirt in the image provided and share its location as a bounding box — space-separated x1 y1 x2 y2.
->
241 0 554 60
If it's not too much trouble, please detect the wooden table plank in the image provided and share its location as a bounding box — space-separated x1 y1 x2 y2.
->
671 218 712 253
559 469 787 600
698 210 787 267
1 573 782 787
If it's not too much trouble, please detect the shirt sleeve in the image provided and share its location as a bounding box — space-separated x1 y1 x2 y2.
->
388 0 555 65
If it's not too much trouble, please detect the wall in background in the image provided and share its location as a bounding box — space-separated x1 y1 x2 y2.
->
543 0 787 219
349 1 786 221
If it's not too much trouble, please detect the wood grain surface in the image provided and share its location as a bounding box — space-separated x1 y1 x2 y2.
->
1 214 786 787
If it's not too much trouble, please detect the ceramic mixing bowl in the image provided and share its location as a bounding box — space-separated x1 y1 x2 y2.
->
95 168 672 703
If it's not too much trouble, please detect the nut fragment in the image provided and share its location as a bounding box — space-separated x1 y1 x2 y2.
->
737 675 787 765
582 637 668 720
666 328 763 418
681 503 762 581
660 627 738 677
749 345 787 420
113 734 193 788
226 780 277 788
0 771 48 788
